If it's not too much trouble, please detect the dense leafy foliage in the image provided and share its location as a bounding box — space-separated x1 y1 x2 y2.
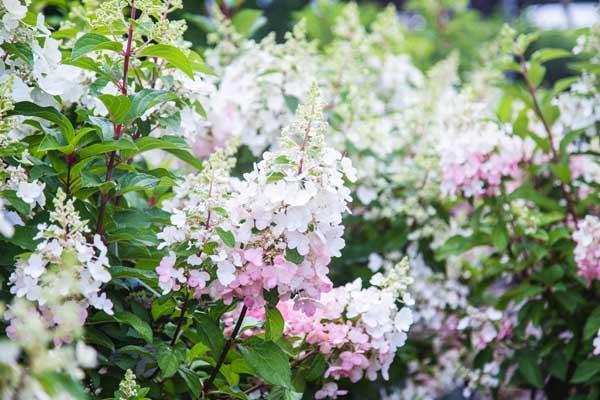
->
0 0 599 399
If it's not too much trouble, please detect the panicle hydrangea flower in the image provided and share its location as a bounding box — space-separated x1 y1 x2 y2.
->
196 15 319 156
274 259 413 391
374 247 468 332
155 144 237 297
0 298 97 399
357 55 459 243
438 92 530 198
7 189 113 342
0 161 46 236
552 73 600 137
574 22 600 63
208 84 355 313
572 215 600 283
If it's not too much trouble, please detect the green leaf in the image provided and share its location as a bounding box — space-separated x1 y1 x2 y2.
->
38 134 73 154
137 44 194 79
284 95 299 113
571 359 600 383
178 367 202 397
435 233 489 260
1 42 33 65
125 89 177 123
267 172 286 183
116 173 160 194
584 306 600 340
517 351 544 388
232 9 266 37
527 62 546 89
239 340 292 388
532 48 572 63
157 345 179 378
123 136 187 158
266 386 303 400
532 264 564 285
37 372 87 400
195 314 225 357
216 227 235 248
165 148 203 169
303 353 327 381
78 137 137 158
11 102 75 142
113 311 153 343
550 162 570 184
492 223 509 251
63 56 113 80
1 190 31 215
284 248 304 265
99 94 131 124
71 32 122 60
188 51 216 76
265 307 284 341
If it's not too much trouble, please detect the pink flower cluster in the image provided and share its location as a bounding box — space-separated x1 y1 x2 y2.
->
572 215 600 283
276 277 412 385
205 86 354 314
156 252 210 297
438 96 530 199
440 128 527 198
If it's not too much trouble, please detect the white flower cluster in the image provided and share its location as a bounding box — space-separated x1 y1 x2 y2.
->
0 298 98 400
7 189 113 343
553 73 600 138
320 5 428 213
0 161 46 237
155 144 237 296
193 15 318 156
1 0 91 144
372 247 469 332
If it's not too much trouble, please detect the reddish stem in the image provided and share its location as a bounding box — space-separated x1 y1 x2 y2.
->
518 54 578 229
96 2 137 236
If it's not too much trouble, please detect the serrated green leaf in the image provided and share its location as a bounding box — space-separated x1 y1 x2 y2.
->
532 48 572 63
1 42 33 65
195 314 225 357
11 102 75 142
165 148 203 169
116 173 160 194
78 137 137 158
71 32 122 60
517 351 544 388
1 190 31 215
216 227 235 248
239 340 292 388
125 89 177 123
584 306 600 340
178 367 202 397
99 94 131 124
265 307 284 341
571 359 600 383
137 44 194 79
113 311 153 343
